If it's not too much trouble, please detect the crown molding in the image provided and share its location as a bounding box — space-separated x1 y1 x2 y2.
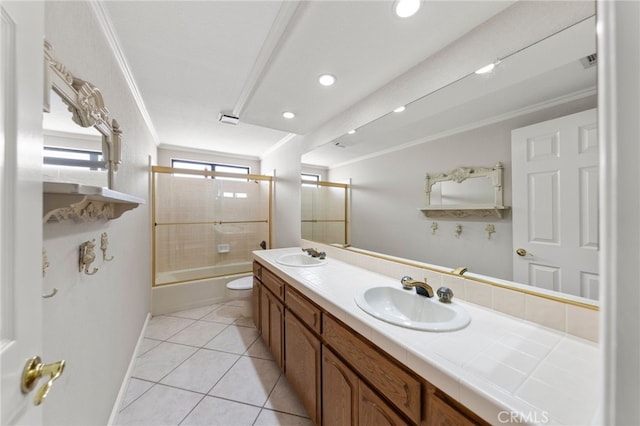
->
89 1 160 146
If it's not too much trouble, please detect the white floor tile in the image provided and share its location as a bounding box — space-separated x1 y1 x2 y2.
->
245 337 274 360
253 409 314 426
137 338 162 357
201 305 251 324
166 320 228 347
160 348 240 393
118 302 310 425
264 375 309 417
180 396 261 426
168 304 222 320
119 378 154 410
145 316 196 340
204 325 259 354
115 384 202 426
132 342 197 382
209 356 281 406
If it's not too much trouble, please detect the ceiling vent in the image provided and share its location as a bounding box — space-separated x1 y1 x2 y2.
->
580 53 597 69
218 113 239 125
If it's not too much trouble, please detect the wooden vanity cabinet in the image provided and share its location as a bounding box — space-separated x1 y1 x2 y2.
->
255 265 285 368
252 261 487 426
252 277 261 330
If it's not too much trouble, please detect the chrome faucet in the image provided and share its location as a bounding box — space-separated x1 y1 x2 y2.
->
302 248 326 259
400 276 434 298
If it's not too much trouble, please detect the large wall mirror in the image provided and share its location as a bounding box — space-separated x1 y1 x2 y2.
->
43 41 121 189
302 17 598 304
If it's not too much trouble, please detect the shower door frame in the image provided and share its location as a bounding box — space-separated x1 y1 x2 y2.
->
151 165 273 287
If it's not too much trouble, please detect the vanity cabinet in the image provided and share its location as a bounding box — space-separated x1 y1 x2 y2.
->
284 311 322 424
252 260 487 426
255 266 285 368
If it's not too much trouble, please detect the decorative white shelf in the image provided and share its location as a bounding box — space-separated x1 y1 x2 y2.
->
419 204 510 218
43 181 144 223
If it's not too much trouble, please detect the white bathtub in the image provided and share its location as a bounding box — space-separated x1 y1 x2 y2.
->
152 262 253 315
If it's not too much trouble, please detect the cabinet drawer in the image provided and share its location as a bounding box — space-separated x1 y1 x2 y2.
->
285 286 322 334
252 261 262 281
323 315 422 424
261 267 284 301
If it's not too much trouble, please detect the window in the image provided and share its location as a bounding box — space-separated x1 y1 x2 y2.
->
43 146 104 170
302 173 320 187
171 159 250 179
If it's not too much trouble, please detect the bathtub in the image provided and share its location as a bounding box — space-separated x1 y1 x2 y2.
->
152 262 253 315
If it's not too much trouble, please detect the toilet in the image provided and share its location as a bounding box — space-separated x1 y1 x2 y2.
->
226 275 253 290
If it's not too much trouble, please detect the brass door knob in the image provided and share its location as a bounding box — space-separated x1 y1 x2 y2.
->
21 356 65 406
516 248 528 257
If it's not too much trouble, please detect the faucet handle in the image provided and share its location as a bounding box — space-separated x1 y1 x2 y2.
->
400 276 413 289
437 287 454 303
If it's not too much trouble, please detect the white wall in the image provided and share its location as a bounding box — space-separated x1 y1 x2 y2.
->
42 3 156 425
261 136 302 248
329 95 596 281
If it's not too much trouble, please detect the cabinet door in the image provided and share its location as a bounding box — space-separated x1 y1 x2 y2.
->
359 381 408 426
427 393 482 426
252 277 261 331
269 294 284 369
285 312 321 424
322 347 359 425
260 287 285 368
260 285 271 346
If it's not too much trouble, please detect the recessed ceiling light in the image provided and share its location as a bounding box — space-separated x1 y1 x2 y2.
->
394 0 420 18
475 63 496 74
318 74 336 86
282 111 295 119
347 129 356 135
393 106 406 113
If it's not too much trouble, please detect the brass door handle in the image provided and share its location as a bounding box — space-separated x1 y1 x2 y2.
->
516 248 529 257
21 356 65 406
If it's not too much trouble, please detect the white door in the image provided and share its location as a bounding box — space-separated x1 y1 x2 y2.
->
511 108 599 299
1 2 46 425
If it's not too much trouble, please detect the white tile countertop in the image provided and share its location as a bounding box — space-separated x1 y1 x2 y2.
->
253 248 599 426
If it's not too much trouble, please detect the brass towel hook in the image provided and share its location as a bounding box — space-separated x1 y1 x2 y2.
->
79 239 98 275
101 232 114 262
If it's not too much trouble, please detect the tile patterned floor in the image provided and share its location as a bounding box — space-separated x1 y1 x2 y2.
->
114 298 312 426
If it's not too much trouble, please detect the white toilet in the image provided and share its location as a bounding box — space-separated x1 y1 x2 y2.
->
226 275 253 290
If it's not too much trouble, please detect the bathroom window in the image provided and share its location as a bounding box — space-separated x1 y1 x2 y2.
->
302 173 320 187
171 159 250 179
43 146 105 170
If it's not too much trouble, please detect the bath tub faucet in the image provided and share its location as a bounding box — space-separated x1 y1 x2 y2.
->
400 276 434 298
302 248 326 259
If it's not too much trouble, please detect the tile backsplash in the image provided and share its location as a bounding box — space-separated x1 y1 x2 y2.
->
301 240 599 342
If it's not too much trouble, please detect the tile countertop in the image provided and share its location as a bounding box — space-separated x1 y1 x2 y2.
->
253 248 600 426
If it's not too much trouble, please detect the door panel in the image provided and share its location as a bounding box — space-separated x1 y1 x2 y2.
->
1 2 44 425
512 108 599 298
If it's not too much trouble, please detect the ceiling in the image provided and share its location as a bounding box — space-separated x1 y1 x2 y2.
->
97 0 516 160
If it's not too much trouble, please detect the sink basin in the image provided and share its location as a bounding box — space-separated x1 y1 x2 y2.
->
276 253 328 267
354 286 470 331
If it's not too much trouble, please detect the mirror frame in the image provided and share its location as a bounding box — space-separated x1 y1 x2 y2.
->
43 41 121 189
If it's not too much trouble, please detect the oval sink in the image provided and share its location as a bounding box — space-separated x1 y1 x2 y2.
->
276 253 328 267
354 286 470 331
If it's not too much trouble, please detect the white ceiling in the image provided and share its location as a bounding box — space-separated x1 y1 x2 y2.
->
303 16 597 167
98 0 515 160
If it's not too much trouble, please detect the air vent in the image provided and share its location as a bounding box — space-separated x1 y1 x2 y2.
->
580 53 597 69
218 113 239 125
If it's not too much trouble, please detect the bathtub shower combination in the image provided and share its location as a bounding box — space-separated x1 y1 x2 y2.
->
151 166 272 313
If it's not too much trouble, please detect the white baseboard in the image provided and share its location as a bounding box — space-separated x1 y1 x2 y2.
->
107 312 151 425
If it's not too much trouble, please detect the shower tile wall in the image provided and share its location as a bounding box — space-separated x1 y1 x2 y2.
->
155 174 270 278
